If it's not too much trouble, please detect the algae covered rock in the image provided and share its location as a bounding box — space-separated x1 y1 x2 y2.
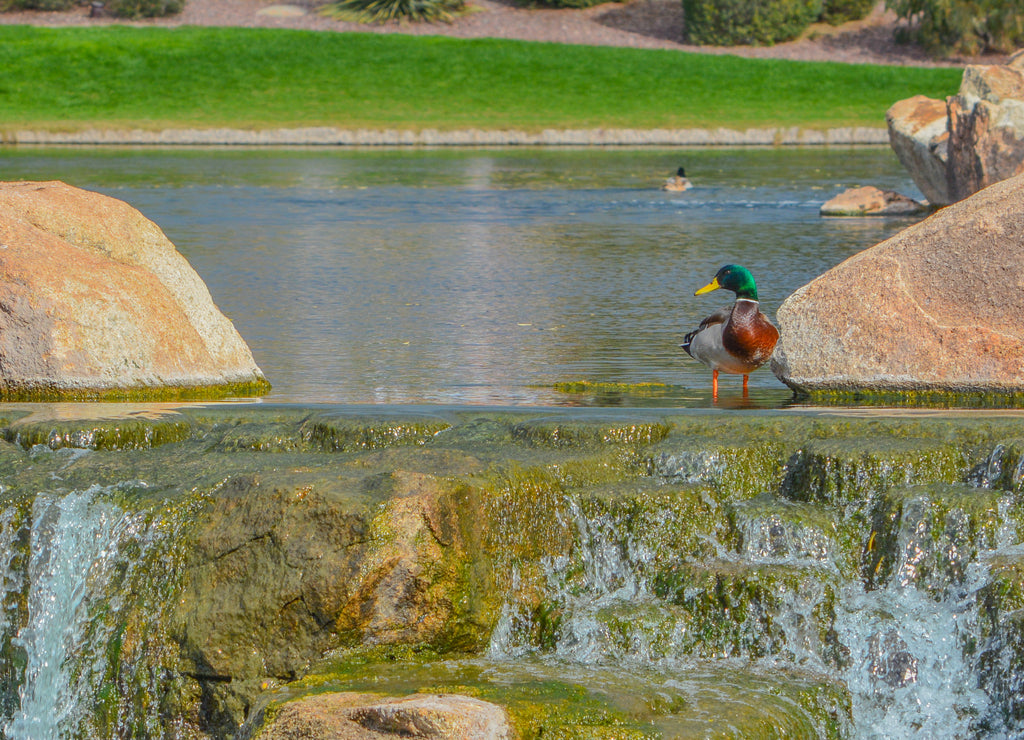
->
174 469 491 686
5 408 1024 738
0 180 268 399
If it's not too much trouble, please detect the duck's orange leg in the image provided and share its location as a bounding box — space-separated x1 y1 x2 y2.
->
743 374 749 398
712 369 719 399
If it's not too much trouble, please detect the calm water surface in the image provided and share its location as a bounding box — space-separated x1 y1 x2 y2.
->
0 147 924 406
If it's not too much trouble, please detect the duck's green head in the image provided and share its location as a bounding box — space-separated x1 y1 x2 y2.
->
694 264 759 300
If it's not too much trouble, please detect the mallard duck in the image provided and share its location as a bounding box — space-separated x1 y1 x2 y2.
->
682 264 779 398
662 167 692 192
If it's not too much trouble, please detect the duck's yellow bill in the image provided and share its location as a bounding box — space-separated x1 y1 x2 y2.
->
694 277 721 296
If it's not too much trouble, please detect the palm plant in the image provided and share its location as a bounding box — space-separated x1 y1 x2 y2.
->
320 0 465 23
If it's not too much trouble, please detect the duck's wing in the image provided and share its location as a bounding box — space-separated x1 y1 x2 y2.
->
695 306 732 333
682 305 732 356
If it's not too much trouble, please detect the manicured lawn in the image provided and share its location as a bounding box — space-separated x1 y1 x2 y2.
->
0 24 961 131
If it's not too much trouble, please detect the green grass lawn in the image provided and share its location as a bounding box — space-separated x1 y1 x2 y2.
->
0 24 961 131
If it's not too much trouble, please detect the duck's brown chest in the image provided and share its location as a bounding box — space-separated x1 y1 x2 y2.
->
722 300 779 368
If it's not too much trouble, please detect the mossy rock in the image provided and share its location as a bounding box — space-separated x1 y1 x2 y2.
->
647 440 789 502
731 493 860 577
651 559 844 666
300 411 452 451
781 436 966 517
976 568 1024 731
965 440 1024 493
2 406 1023 737
510 417 671 449
865 483 1010 592
260 656 850 740
211 421 314 452
2 413 191 451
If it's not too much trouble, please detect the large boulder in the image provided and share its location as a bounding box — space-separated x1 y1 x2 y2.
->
886 95 950 206
887 52 1024 206
0 180 268 397
771 173 1024 394
947 54 1024 202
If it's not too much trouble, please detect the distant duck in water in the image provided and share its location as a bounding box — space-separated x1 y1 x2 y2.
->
662 167 692 192
682 264 779 399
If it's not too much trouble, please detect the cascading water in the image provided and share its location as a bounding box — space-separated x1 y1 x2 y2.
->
486 444 1024 738
0 476 175 740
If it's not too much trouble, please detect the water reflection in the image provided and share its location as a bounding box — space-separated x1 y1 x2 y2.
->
0 146 924 406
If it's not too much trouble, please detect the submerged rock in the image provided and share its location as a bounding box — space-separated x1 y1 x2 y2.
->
820 186 928 216
0 181 268 398
258 692 512 740
772 173 1024 394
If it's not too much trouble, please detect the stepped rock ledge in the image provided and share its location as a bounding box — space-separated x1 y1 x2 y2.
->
0 180 269 398
772 173 1024 394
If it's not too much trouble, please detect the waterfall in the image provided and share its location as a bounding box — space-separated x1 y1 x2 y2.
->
486 447 1024 738
0 482 165 740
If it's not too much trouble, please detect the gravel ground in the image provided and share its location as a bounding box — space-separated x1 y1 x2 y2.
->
0 0 1010 68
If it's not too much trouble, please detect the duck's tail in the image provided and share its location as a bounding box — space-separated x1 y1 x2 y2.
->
681 329 698 358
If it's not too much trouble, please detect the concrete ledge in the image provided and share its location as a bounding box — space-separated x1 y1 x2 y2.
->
5 126 890 146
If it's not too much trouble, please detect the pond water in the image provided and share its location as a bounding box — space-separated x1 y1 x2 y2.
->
0 146 924 406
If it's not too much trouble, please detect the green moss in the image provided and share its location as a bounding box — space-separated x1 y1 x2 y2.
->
3 416 192 451
484 463 576 564
552 381 670 394
782 437 966 520
549 381 686 406
0 378 270 402
792 388 1024 408
511 419 671 448
651 560 841 665
300 413 451 451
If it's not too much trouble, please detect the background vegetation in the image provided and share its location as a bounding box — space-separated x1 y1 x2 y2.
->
682 0 824 45
887 0 1024 56
0 25 960 132
0 0 182 17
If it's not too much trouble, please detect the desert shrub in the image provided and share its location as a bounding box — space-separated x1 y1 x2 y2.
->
1 0 183 12
1 0 76 10
106 0 183 15
683 0 823 45
521 0 614 8
819 0 873 25
320 0 464 22
887 0 1024 55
